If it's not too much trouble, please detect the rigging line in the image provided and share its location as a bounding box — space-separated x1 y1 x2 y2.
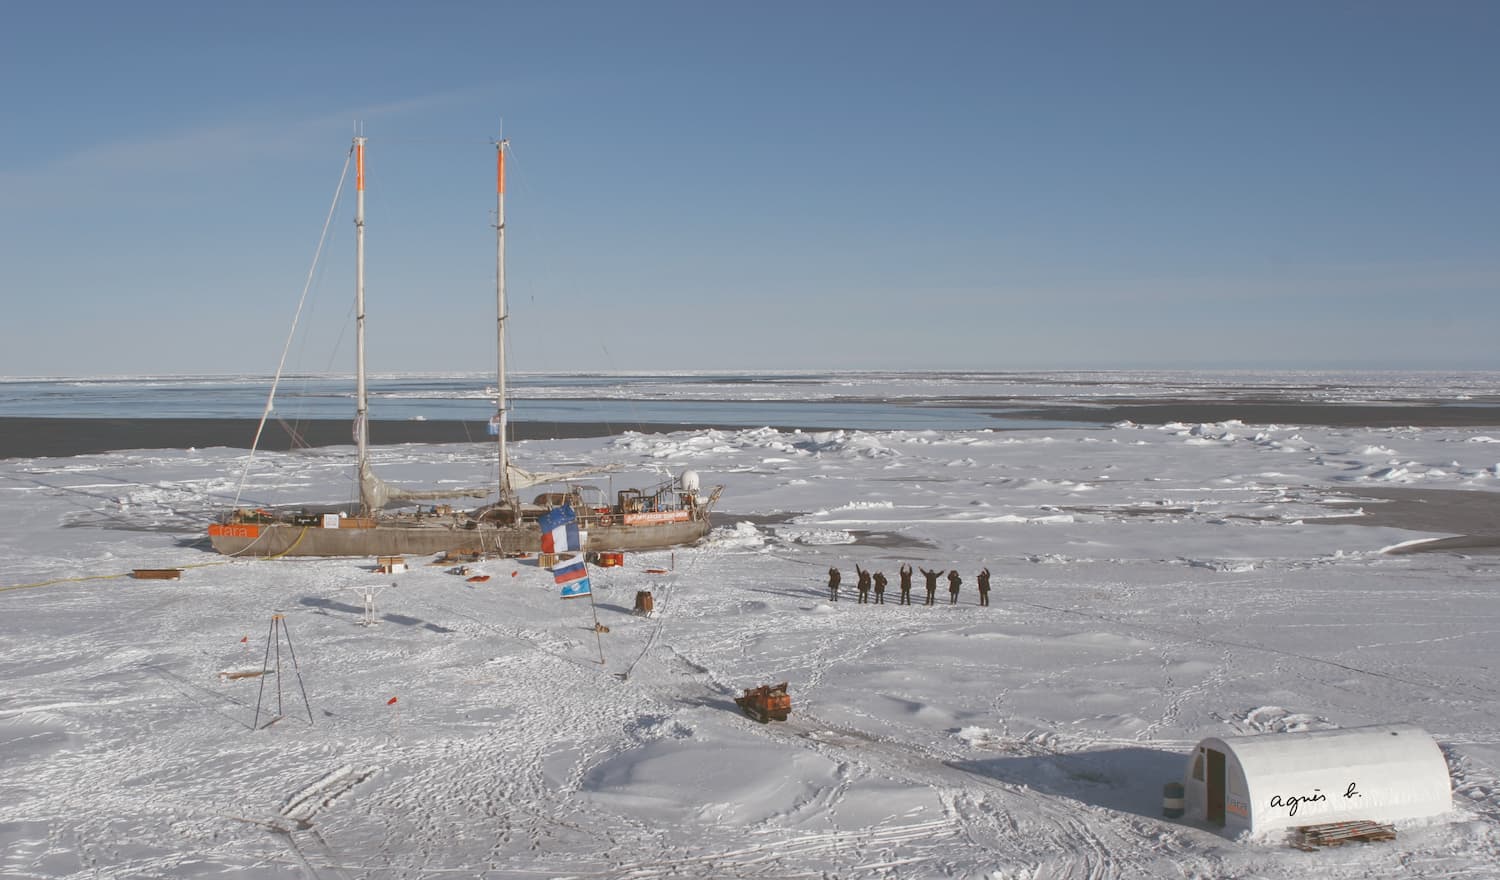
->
594 344 628 436
278 180 348 438
230 146 356 513
619 544 712 680
282 215 350 448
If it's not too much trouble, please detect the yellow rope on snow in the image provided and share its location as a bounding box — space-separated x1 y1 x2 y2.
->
0 571 134 593
0 553 245 594
1 520 315 594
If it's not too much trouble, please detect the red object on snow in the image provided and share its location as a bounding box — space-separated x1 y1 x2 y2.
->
735 682 791 723
467 575 491 583
387 696 398 705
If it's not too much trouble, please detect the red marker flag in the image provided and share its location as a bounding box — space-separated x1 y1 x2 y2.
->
387 696 399 705
239 636 248 643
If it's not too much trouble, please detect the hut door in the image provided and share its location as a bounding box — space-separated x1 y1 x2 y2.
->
1205 749 1227 825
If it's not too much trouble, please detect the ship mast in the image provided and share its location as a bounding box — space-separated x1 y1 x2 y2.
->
495 138 515 513
354 134 371 513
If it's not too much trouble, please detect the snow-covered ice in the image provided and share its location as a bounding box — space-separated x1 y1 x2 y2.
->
4 416 1500 877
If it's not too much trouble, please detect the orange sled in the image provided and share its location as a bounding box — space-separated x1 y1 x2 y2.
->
735 682 791 723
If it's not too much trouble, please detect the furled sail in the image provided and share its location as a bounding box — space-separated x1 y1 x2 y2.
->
507 463 616 489
359 461 490 511
358 461 617 511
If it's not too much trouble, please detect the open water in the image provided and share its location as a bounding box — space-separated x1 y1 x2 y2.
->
0 373 1040 431
1 371 1495 432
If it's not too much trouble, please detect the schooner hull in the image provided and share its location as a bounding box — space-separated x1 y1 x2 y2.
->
209 518 712 558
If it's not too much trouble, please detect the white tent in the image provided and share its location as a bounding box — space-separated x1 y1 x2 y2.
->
1182 723 1451 836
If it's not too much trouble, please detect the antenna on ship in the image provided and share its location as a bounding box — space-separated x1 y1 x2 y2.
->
354 130 373 514
493 133 517 517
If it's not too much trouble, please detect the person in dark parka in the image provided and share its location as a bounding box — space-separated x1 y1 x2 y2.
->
898 563 913 605
856 565 871 604
977 567 991 606
872 571 887 604
920 567 942 606
828 566 841 602
947 569 962 605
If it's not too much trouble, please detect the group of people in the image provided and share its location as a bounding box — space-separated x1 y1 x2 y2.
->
825 564 992 606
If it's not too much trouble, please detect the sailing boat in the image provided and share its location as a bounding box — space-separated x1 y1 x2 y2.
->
208 136 720 558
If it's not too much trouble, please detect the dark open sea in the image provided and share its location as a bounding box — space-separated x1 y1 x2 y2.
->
1 370 1497 433
0 372 1052 431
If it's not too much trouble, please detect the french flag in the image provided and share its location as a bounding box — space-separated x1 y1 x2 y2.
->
542 521 583 555
538 503 584 553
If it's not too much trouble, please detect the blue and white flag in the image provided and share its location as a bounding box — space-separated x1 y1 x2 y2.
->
553 557 592 599
487 414 502 437
539 503 584 554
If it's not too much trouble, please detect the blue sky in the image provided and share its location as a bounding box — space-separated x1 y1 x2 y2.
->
2 1 1496 377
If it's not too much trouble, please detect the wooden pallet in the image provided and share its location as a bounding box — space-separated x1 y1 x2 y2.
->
132 568 183 580
1291 820 1396 850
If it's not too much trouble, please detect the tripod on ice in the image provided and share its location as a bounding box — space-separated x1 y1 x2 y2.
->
253 612 313 730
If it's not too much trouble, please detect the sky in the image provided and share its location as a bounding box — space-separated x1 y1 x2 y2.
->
1 1 1496 377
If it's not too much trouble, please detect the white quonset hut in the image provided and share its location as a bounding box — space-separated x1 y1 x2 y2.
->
1182 723 1451 836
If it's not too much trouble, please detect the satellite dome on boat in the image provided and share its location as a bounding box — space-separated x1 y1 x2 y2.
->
681 470 701 493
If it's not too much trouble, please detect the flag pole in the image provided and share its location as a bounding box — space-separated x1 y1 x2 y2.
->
542 504 604 665
588 588 605 665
